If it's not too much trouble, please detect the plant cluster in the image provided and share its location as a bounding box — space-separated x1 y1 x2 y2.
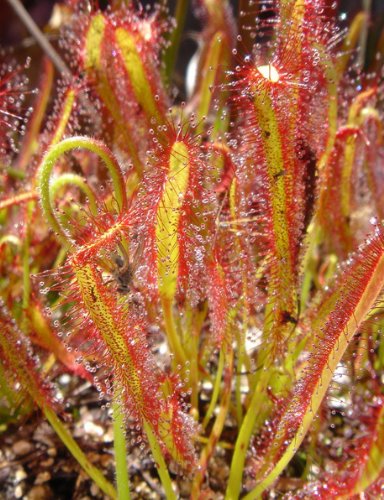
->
0 0 384 498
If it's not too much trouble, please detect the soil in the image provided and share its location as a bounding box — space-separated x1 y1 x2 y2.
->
0 378 166 500
0 373 233 500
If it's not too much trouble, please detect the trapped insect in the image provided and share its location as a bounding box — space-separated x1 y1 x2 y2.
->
112 254 135 294
3 0 384 498
110 236 143 295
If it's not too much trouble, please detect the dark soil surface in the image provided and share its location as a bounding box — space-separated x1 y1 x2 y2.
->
0 379 166 500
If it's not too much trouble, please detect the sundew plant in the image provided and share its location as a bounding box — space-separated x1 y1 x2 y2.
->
1 0 384 498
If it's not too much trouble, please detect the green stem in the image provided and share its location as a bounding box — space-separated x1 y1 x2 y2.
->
202 348 225 429
192 348 233 498
183 305 201 416
50 173 98 217
299 223 320 311
357 0 371 71
161 297 187 366
51 89 76 146
5 166 26 180
317 43 338 172
21 201 34 329
336 12 368 76
225 361 271 500
234 325 244 424
190 320 200 416
162 0 189 83
38 136 127 248
53 246 68 269
196 31 225 136
112 390 131 500
44 407 117 499
143 421 177 499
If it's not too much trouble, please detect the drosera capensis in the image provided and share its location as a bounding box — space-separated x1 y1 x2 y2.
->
1 0 384 498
